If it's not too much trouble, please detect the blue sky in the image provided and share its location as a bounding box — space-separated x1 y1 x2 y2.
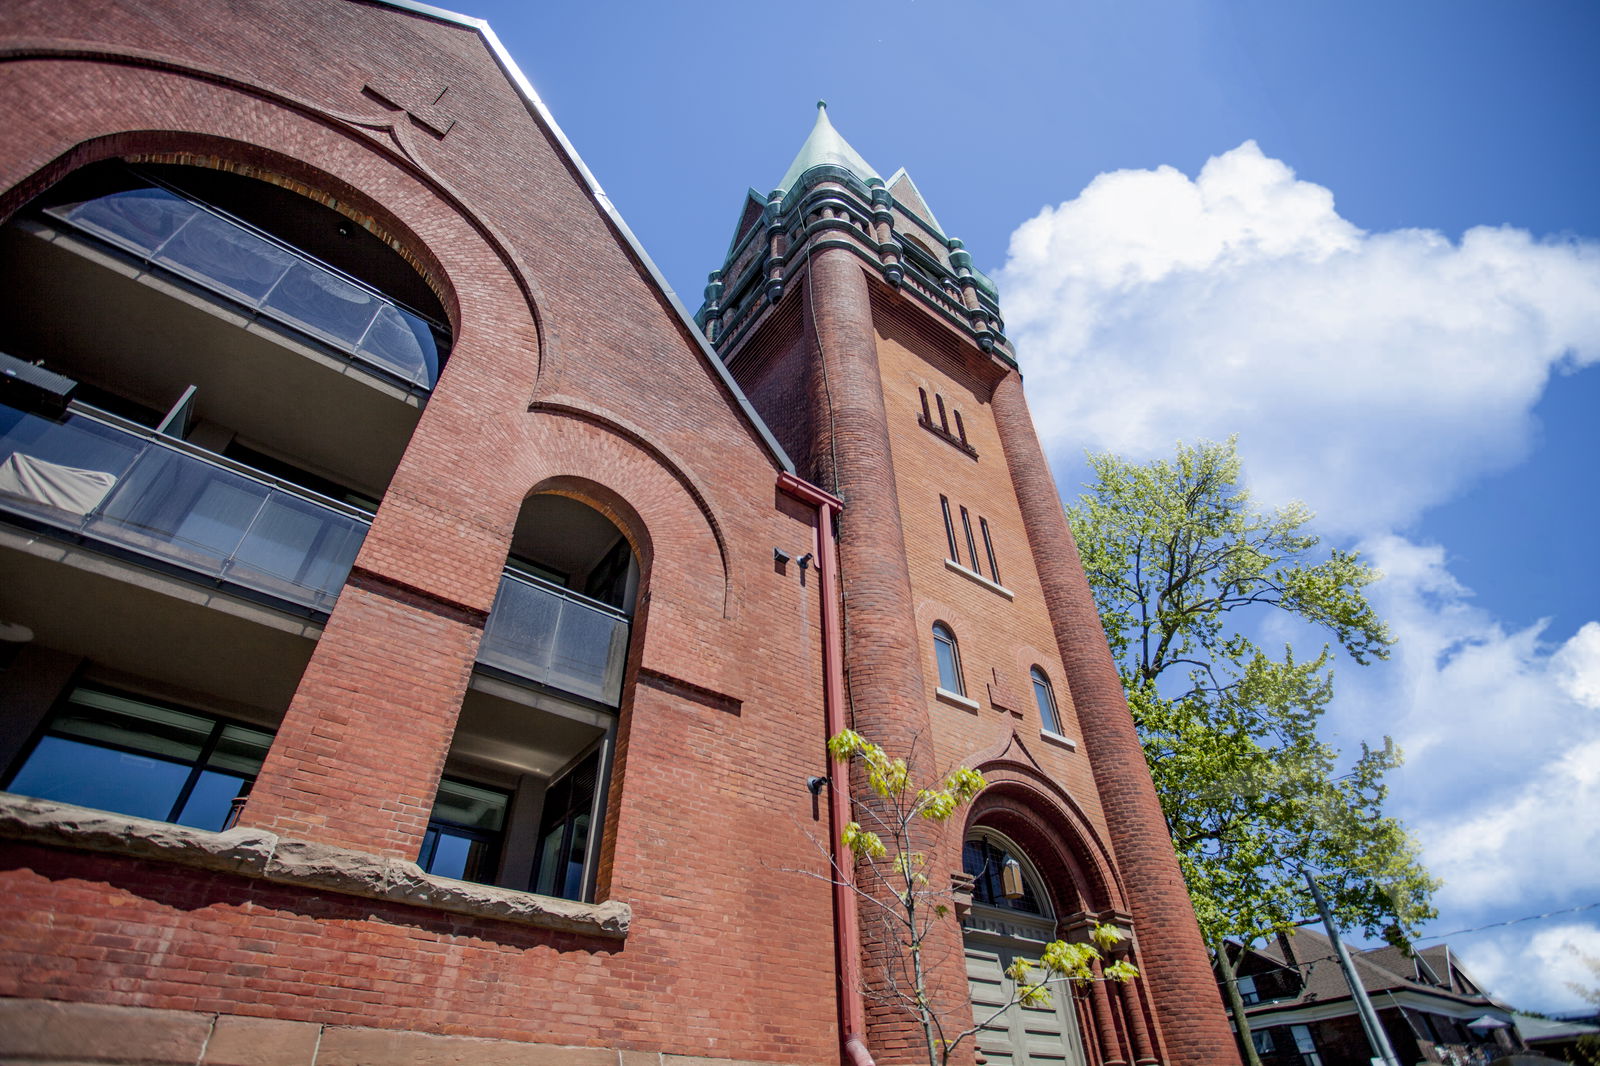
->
460 0 1600 1012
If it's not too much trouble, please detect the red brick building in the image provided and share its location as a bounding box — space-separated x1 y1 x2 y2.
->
0 3 1237 1065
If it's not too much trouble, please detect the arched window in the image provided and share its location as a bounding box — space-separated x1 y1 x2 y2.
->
932 621 964 696
963 833 1049 917
1031 667 1062 735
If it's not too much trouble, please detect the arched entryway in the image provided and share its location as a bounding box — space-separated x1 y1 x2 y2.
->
962 831 1090 1066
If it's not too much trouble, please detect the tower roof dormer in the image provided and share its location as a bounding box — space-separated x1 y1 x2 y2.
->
775 101 879 196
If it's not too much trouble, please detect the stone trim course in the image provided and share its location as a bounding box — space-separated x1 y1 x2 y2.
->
0 793 630 938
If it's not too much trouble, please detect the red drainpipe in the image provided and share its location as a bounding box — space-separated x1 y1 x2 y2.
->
778 471 874 1066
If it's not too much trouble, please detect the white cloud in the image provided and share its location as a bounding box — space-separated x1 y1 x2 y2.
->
1554 621 1600 710
999 140 1600 534
1326 536 1600 929
1451 922 1600 1014
996 144 1600 1013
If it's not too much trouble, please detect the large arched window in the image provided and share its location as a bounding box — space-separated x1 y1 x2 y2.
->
932 621 965 696
1031 667 1062 735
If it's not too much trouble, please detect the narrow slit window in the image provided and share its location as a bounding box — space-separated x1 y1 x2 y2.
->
959 505 981 574
918 388 932 424
953 410 968 446
935 393 950 433
940 495 959 562
980 517 1001 586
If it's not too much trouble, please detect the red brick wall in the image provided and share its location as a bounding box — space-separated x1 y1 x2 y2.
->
0 2 844 1059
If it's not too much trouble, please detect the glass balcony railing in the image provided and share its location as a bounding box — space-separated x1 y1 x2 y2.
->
43 186 446 390
477 570 630 707
0 401 629 703
0 401 371 613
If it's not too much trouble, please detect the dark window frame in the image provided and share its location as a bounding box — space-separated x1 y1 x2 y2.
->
2 684 274 832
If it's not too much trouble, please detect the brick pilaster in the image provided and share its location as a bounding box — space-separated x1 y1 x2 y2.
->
989 371 1240 1066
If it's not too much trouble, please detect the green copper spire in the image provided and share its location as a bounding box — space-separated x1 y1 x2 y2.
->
775 101 879 196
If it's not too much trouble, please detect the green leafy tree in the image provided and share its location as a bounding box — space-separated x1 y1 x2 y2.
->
1067 439 1437 1065
825 730 1137 1066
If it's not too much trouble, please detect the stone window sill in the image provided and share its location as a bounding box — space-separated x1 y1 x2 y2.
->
944 558 1014 600
936 687 981 713
1041 730 1079 752
0 792 629 938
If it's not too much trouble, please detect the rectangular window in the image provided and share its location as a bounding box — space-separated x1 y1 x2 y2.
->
979 517 1001 586
420 777 511 884
1291 1025 1321 1066
3 686 272 832
940 495 959 562
1236 974 1260 1005
959 505 981 574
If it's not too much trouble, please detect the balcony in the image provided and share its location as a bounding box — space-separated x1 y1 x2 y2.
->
478 570 630 707
0 401 370 614
42 184 447 391
0 401 629 707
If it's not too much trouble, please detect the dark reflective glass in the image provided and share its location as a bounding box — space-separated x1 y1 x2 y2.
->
7 735 190 821
962 839 1045 915
174 770 251 831
421 829 483 882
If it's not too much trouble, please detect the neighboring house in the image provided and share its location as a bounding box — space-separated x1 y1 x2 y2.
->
0 3 1239 1065
1222 930 1526 1065
1514 1012 1600 1061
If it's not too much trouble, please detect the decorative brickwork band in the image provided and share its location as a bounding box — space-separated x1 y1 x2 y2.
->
989 371 1241 1066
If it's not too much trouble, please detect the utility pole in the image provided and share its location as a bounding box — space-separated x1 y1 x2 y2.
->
1305 870 1401 1066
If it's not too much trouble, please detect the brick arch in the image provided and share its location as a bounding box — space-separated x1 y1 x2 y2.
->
0 51 549 395
0 132 460 331
965 763 1127 919
525 474 656 582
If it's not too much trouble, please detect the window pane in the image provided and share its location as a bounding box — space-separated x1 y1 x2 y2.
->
206 725 273 776
174 770 250 831
1032 671 1062 735
430 779 509 833
55 689 214 763
422 829 479 882
563 813 590 901
8 735 190 821
534 824 566 897
933 627 962 694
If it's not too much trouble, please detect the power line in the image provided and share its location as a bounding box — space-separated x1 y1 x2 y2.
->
1413 901 1600 944
1218 900 1600 986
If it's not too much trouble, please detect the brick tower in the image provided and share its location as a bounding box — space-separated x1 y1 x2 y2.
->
698 104 1240 1066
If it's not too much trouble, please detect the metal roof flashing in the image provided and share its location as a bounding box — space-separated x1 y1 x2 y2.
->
365 0 795 476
